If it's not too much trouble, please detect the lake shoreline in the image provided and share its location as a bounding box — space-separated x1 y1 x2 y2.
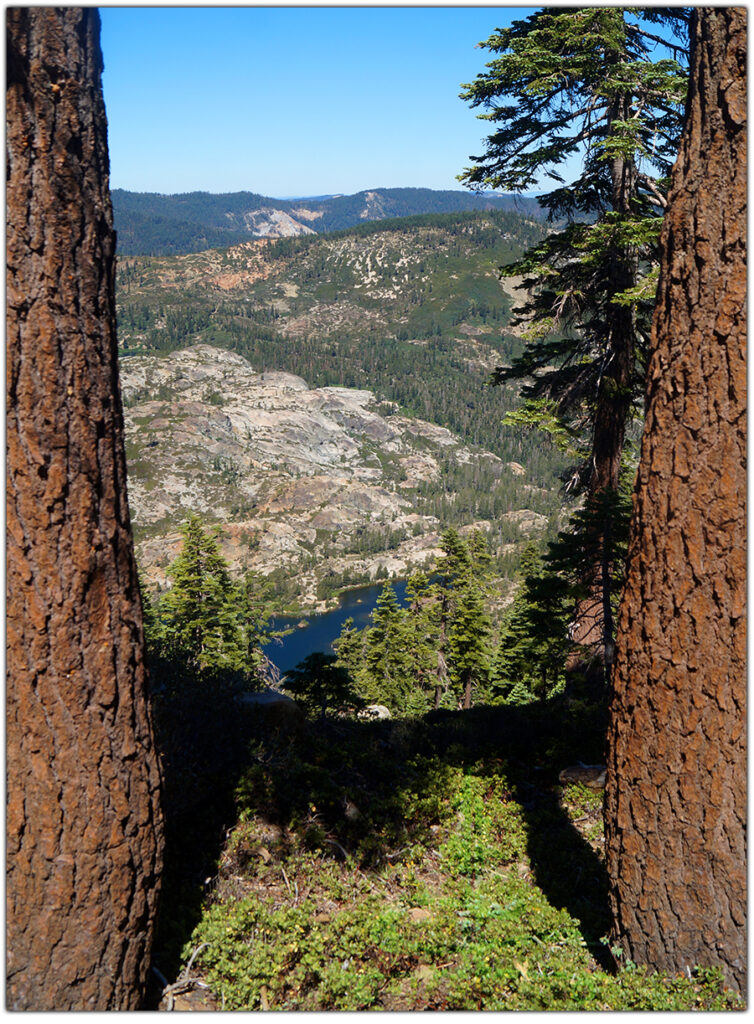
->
264 577 410 676
274 575 408 619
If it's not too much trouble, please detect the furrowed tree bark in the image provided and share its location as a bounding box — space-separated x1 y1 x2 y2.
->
6 8 164 1010
605 7 746 995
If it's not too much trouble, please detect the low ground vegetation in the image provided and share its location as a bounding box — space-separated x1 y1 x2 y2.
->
149 688 740 1011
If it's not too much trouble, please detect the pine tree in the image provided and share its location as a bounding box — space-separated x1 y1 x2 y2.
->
546 484 633 683
436 526 471 588
446 530 495 709
606 7 746 991
160 514 241 672
447 578 492 709
467 528 494 580
404 569 440 713
362 582 410 710
493 543 570 701
460 8 690 675
6 9 162 1006
138 571 162 659
234 571 279 684
433 528 472 707
333 616 366 683
284 652 359 719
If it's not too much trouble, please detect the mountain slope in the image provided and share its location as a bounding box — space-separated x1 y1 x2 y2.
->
112 187 544 255
122 345 553 610
116 209 564 487
117 210 573 608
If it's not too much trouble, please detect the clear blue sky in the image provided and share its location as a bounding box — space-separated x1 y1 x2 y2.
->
99 6 532 197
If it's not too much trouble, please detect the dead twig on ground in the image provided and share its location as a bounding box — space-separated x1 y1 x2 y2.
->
157 942 211 1010
281 864 298 900
324 837 349 861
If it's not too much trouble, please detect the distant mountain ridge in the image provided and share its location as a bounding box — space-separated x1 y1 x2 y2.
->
112 186 544 256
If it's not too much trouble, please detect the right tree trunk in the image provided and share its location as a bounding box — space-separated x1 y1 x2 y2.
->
6 8 164 1009
605 7 746 995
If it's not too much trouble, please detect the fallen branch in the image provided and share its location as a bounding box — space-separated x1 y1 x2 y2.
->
162 977 209 998
385 846 409 862
157 942 211 1010
323 838 349 861
183 941 209 979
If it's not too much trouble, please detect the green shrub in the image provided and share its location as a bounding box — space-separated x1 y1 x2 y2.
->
172 708 743 1012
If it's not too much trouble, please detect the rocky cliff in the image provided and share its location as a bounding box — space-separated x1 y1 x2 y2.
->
122 345 545 609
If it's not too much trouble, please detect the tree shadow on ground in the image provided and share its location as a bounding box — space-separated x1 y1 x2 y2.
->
145 667 262 1006
419 700 612 964
147 684 613 1005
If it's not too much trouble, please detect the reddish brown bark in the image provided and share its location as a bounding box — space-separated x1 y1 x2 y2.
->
605 7 746 995
6 8 163 1009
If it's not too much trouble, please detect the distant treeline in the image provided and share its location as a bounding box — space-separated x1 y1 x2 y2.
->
266 208 544 259
112 186 545 256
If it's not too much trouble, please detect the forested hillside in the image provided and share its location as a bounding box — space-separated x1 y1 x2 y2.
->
117 210 561 484
121 344 561 616
117 209 576 614
112 187 545 255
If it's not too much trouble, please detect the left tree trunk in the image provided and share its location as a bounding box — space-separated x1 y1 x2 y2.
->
605 7 746 995
6 8 164 1009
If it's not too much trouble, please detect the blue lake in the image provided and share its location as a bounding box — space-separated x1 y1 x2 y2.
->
264 580 409 676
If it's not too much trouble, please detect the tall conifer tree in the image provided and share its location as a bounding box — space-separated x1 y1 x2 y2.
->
606 7 746 991
404 570 440 710
493 543 569 701
6 9 163 1007
433 528 472 706
460 8 689 679
447 579 492 709
333 616 365 684
363 582 411 711
161 514 240 671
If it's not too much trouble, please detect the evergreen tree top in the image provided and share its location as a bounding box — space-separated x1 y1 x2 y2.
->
459 8 689 216
459 7 691 498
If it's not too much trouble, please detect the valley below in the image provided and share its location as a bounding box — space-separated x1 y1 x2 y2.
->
122 344 552 612
117 208 571 614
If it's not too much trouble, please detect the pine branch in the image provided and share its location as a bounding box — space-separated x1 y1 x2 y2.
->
637 174 668 209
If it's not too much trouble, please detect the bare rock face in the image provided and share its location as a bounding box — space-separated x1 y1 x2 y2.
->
121 344 530 604
502 509 550 536
6 9 163 1010
358 704 392 720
